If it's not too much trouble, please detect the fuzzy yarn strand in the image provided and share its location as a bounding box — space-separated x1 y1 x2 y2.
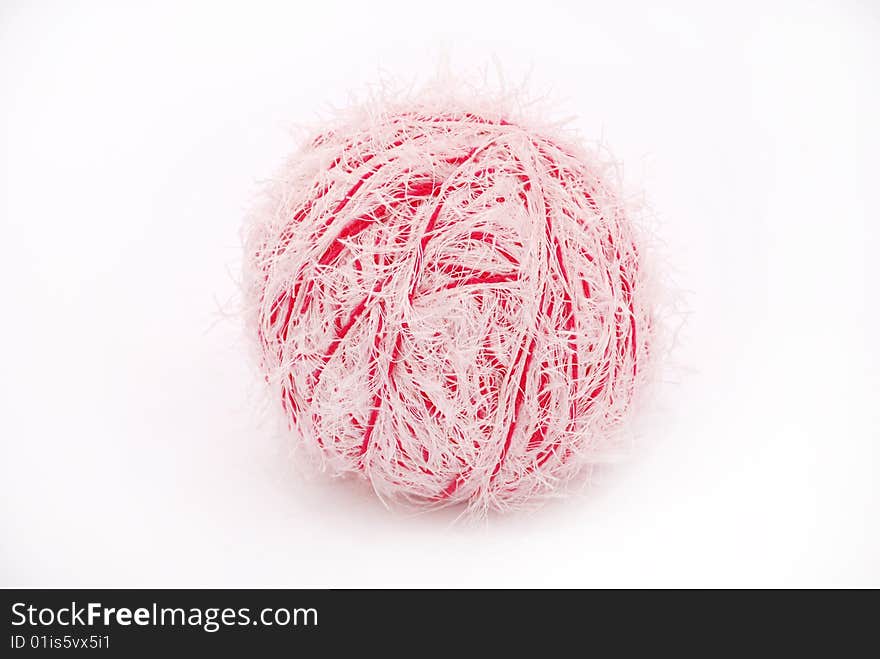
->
244 94 654 513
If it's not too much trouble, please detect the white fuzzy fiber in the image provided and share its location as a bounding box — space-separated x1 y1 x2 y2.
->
244 84 656 514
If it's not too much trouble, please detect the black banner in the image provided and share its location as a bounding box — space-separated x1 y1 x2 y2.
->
1 588 871 655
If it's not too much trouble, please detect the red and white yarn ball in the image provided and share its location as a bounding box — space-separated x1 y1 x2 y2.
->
245 96 654 513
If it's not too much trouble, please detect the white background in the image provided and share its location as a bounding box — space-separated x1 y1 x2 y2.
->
2 0 877 587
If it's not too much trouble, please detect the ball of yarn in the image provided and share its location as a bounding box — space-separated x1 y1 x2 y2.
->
245 96 653 513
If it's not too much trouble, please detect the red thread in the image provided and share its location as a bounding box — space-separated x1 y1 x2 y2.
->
249 109 650 511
